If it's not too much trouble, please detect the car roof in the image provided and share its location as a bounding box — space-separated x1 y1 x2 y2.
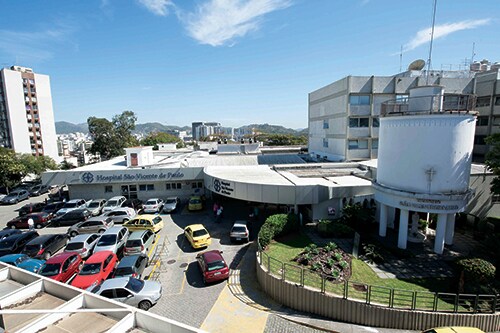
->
69 233 99 242
86 250 114 263
86 216 109 222
128 230 149 239
98 277 131 289
0 254 28 260
146 198 161 201
232 220 248 227
0 229 21 237
102 226 126 235
45 252 78 264
66 199 84 203
201 250 224 262
108 196 125 200
187 224 206 231
166 196 179 200
118 254 144 266
108 207 132 212
2 232 37 242
133 214 157 219
27 234 58 244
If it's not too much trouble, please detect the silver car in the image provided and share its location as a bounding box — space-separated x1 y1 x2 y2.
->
230 220 250 243
64 233 100 259
86 199 107 216
67 217 114 237
91 277 162 311
56 199 87 216
162 197 180 214
102 196 126 213
103 207 136 224
1 190 30 205
93 226 129 254
143 198 164 214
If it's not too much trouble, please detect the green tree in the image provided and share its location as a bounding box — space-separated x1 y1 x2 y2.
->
112 111 138 148
485 133 500 194
0 148 26 191
18 154 58 176
255 133 308 146
140 132 180 150
59 160 76 170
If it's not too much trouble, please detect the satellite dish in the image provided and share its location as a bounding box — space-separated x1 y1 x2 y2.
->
408 59 426 71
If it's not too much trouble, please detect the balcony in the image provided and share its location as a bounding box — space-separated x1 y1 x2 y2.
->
381 94 477 117
37 140 42 145
27 124 33 129
29 132 34 137
25 97 30 103
31 98 37 103
27 115 32 121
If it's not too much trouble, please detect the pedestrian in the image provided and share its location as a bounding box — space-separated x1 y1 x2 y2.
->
213 202 219 217
28 217 35 231
216 205 223 222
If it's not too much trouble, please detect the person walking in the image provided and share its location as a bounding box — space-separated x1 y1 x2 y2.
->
213 202 219 217
28 217 35 231
216 205 223 223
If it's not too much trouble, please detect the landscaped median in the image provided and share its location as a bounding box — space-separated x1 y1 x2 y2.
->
255 213 500 331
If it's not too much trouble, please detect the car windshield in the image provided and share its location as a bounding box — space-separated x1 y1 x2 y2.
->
146 200 156 205
152 216 162 225
165 199 176 204
39 263 61 276
193 229 207 237
65 242 83 251
87 202 101 208
15 256 29 265
63 202 78 208
207 260 226 272
79 263 101 275
232 226 247 233
104 200 118 207
24 244 40 252
126 240 142 247
115 267 133 276
0 239 15 249
44 203 57 210
190 199 201 204
97 234 116 246
125 278 144 293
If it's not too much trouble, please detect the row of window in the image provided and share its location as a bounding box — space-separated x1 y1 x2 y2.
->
323 117 380 129
104 181 204 193
476 96 500 108
475 116 500 127
322 138 378 150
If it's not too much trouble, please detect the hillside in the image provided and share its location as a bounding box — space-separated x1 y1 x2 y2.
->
238 124 306 136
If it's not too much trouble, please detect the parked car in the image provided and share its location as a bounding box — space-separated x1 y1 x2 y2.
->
184 224 211 249
0 229 22 241
48 185 69 201
124 230 155 257
123 215 164 233
102 207 136 224
102 196 127 213
7 212 52 229
71 251 118 290
123 198 144 213
67 216 114 237
113 254 148 279
38 252 83 283
188 196 203 211
422 328 485 333
91 277 162 311
22 233 68 260
1 190 30 205
0 254 45 273
0 231 39 257
196 250 229 285
143 198 164 214
42 201 65 215
93 226 129 254
55 199 87 216
50 208 91 227
86 199 107 216
18 202 46 216
29 184 49 196
162 197 180 213
64 233 101 259
229 220 250 243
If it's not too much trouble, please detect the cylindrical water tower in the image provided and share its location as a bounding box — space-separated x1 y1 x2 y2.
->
374 86 476 254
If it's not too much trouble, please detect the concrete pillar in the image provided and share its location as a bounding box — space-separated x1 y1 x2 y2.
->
445 213 455 245
379 203 388 237
434 213 448 254
398 209 409 249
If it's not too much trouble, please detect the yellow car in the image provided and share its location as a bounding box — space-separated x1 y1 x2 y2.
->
422 327 485 333
184 224 211 249
123 214 164 233
188 196 203 211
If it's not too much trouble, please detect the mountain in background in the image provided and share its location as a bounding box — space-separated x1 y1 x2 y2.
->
55 121 307 136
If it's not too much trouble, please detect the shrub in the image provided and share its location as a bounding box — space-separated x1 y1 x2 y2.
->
456 258 496 284
258 213 300 249
362 243 384 264
317 220 355 238
324 242 338 252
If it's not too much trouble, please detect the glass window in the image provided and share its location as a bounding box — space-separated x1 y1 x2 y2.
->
323 120 329 129
492 194 500 204
372 118 380 127
474 135 486 145
349 118 370 128
104 185 113 193
372 139 379 149
100 290 114 298
477 116 489 126
348 139 368 150
476 96 491 107
139 184 154 191
349 95 370 105
495 96 500 106
322 138 328 148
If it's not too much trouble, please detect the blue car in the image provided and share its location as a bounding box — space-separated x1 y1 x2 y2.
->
0 254 45 273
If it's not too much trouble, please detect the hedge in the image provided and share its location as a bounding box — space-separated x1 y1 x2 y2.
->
258 213 299 249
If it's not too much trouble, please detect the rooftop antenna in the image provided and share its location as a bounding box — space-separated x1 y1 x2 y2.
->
399 45 403 72
471 42 476 64
426 0 437 85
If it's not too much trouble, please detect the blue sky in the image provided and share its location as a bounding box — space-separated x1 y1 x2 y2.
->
0 0 498 129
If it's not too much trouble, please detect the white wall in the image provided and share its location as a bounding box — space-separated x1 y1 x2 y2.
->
35 73 59 162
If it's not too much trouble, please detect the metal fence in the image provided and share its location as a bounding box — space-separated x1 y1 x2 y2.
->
258 249 499 314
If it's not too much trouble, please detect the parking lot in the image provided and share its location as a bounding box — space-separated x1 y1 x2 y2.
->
0 193 252 328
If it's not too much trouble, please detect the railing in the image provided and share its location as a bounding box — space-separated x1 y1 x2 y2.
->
257 247 499 314
381 94 477 117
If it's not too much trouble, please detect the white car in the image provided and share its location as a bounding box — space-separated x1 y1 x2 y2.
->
86 199 107 216
55 199 87 216
64 233 100 259
102 196 126 213
103 207 137 224
143 198 164 214
93 226 129 254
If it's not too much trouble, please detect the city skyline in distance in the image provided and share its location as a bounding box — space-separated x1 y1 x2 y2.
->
1 0 498 129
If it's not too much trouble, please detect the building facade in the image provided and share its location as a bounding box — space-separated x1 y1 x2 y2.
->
309 68 500 162
191 121 222 141
0 66 59 161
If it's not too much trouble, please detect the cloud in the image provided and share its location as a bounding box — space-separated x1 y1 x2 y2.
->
183 0 292 47
403 18 490 52
137 0 174 16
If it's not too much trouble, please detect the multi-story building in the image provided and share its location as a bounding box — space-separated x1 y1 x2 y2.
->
309 65 499 162
0 66 59 161
191 121 222 141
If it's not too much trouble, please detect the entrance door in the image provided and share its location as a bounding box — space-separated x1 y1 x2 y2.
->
121 185 138 199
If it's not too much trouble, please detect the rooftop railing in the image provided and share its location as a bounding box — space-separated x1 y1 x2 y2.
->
381 94 477 117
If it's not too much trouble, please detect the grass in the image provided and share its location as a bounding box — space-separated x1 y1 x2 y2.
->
264 231 463 312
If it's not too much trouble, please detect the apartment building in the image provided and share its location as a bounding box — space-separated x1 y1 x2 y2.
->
0 66 59 161
191 121 222 141
309 66 499 162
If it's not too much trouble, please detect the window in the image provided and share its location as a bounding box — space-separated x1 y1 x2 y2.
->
139 184 155 191
372 117 380 127
322 138 328 148
476 116 489 127
349 117 369 128
104 185 113 193
495 96 500 106
493 194 500 204
474 135 486 145
476 96 491 107
349 95 370 105
348 139 368 150
323 120 329 129
166 182 182 190
372 139 379 149
191 182 203 189
100 290 114 298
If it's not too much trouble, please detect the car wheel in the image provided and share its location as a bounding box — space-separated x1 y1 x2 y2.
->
138 300 152 311
35 224 42 229
10 225 15 229
70 231 78 237
44 252 51 260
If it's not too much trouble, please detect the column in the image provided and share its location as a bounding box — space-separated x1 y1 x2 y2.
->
434 213 447 254
379 203 388 237
445 213 455 245
398 209 409 249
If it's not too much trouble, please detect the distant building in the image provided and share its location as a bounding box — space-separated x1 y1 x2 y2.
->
0 66 59 161
192 121 222 141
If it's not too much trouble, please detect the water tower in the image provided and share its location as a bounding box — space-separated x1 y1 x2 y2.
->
374 85 476 254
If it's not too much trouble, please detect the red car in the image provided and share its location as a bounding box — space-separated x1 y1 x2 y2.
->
71 251 117 290
38 252 83 283
7 212 52 229
196 250 230 285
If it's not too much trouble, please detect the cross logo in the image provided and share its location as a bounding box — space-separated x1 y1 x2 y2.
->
81 172 94 184
214 179 221 192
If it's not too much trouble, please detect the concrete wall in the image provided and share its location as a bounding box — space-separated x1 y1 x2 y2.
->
35 73 59 162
